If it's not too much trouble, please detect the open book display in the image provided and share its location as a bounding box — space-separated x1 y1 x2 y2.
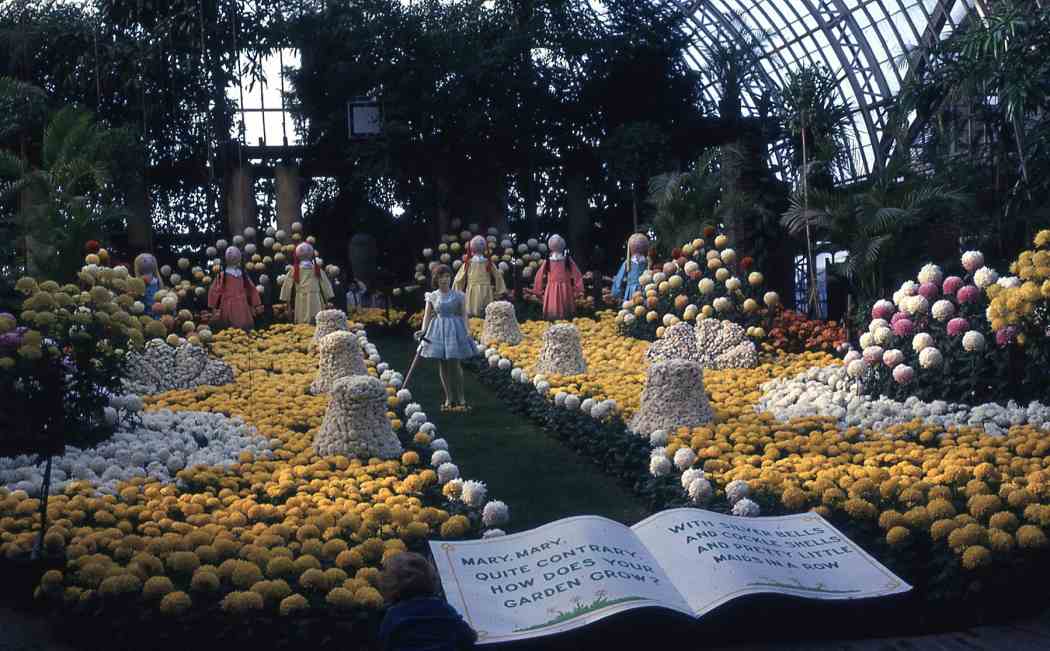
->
430 509 910 644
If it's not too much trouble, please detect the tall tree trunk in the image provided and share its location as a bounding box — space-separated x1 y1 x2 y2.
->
565 159 590 271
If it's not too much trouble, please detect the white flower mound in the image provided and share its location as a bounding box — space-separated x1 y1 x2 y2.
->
310 330 368 395
0 410 272 497
314 375 403 459
535 323 587 375
693 319 758 370
630 359 714 435
481 301 524 346
756 363 1050 436
124 339 235 395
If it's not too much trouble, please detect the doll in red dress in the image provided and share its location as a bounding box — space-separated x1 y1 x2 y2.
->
531 234 584 320
207 245 262 330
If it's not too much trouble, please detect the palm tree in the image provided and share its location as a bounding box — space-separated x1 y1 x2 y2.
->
0 103 130 279
781 165 971 304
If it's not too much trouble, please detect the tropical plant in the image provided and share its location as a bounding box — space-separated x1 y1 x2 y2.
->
780 165 971 304
897 0 1050 264
0 104 132 280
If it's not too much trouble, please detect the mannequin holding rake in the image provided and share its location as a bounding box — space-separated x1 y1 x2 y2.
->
415 264 478 411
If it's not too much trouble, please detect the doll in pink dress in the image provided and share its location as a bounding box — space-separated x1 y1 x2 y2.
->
531 234 584 320
207 246 262 330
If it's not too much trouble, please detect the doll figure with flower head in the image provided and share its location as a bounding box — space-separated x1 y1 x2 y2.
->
207 246 262 330
531 234 583 320
611 233 651 302
453 235 507 318
134 253 164 316
279 241 335 324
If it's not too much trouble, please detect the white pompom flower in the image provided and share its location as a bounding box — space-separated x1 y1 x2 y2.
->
962 330 986 352
974 266 998 288
725 479 750 505
431 450 452 467
460 479 488 507
673 447 697 471
918 346 943 369
917 263 943 285
732 498 761 517
649 455 672 477
482 529 506 539
688 478 713 504
681 468 706 490
649 429 669 446
931 299 955 322
482 500 510 527
437 462 460 484
912 332 934 353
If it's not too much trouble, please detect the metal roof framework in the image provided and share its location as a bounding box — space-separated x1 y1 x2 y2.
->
658 0 987 181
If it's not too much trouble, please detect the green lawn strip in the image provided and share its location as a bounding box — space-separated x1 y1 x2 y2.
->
370 334 649 532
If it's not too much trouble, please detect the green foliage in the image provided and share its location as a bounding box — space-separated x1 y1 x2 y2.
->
775 64 854 190
0 102 131 281
780 164 972 304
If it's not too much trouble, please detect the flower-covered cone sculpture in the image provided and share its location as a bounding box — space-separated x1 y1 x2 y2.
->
310 331 368 395
628 359 713 435
535 323 587 375
646 322 701 364
694 319 758 369
314 375 402 459
481 301 523 346
313 309 350 345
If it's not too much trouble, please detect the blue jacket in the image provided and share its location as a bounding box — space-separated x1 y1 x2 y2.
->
378 597 478 651
611 257 646 301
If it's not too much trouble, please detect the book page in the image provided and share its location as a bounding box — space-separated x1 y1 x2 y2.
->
430 515 692 645
632 508 910 616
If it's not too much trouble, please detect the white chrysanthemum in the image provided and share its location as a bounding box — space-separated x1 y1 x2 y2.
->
460 480 488 508
858 332 873 349
649 455 672 477
917 263 943 285
498 358 511 370
974 266 998 288
961 250 985 272
431 450 452 467
482 529 506 539
681 468 706 489
868 318 889 334
419 422 436 435
912 332 934 352
997 276 1021 289
404 403 422 418
882 349 904 368
724 277 742 292
437 462 460 484
396 389 412 404
862 346 884 365
918 346 943 369
902 295 929 316
725 479 750 505
713 297 733 313
687 478 713 504
846 359 868 379
842 350 861 364
431 438 449 451
673 447 697 471
732 497 761 517
698 278 715 294
931 299 955 322
649 429 669 446
962 330 986 352
482 500 510 527
872 326 892 346
564 395 581 410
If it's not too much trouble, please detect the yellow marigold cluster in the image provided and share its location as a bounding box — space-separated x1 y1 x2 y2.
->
986 229 1050 333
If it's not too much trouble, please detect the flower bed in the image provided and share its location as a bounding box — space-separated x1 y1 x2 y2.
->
0 321 506 643
467 311 1050 615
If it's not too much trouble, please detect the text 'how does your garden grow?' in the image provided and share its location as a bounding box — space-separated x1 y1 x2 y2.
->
431 511 910 644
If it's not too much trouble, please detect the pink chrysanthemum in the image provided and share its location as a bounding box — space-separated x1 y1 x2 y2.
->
892 365 914 384
947 317 969 337
918 282 940 300
956 285 980 304
942 276 963 296
871 299 896 320
892 318 915 337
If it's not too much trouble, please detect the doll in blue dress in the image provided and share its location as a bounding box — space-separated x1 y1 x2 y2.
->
611 232 651 302
415 264 478 411
134 253 164 316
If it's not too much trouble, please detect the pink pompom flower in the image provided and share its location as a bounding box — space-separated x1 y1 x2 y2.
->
947 317 969 337
882 349 904 368
892 365 914 384
956 285 980 304
996 326 1020 347
942 276 963 296
892 318 915 337
918 282 940 300
871 299 896 320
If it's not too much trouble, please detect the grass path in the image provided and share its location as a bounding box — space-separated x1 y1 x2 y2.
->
371 333 649 533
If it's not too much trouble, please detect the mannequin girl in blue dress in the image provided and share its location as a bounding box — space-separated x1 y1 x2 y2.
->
415 264 478 412
611 232 651 302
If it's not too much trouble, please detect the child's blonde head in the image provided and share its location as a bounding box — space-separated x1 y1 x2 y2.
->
379 552 439 603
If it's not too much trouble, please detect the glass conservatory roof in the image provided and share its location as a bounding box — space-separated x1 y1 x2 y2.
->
660 0 986 181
